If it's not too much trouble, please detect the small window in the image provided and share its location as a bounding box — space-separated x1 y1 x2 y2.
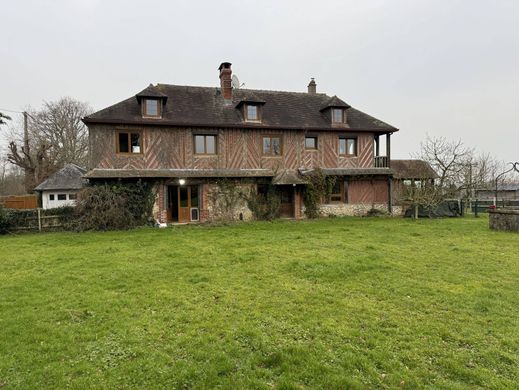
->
194 135 217 155
305 136 317 150
339 138 357 156
57 194 67 201
262 136 282 156
117 132 142 154
68 193 77 200
332 108 344 123
49 194 55 201
143 99 160 118
246 105 259 121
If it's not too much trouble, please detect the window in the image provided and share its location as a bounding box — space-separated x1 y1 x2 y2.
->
339 137 357 156
117 132 142 154
332 108 344 123
69 193 77 200
57 194 67 201
262 136 282 156
143 99 160 118
329 178 347 203
246 104 259 121
305 136 318 150
49 194 55 201
194 135 217 154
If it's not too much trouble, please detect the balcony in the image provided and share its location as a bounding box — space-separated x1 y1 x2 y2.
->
374 156 389 168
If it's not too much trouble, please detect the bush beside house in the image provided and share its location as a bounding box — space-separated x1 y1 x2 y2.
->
73 181 155 231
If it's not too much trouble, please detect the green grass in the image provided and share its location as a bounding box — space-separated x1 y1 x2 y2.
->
1 216 518 389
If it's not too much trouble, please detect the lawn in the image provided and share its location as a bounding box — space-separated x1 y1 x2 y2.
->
1 216 518 389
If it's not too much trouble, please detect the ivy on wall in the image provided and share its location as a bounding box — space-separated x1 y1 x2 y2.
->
303 169 336 218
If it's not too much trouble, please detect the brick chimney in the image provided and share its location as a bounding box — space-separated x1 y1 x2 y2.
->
219 62 232 102
307 78 316 94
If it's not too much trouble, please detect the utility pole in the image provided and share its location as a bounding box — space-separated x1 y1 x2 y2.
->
23 111 31 193
23 111 29 153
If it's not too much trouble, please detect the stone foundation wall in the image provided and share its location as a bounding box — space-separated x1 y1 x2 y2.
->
489 209 519 232
318 203 390 217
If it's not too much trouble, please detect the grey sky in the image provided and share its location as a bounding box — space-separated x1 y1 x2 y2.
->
1 0 518 161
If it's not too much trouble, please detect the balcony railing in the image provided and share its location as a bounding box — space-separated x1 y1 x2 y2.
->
374 156 389 168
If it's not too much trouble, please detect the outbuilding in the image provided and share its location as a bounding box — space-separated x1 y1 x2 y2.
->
34 164 86 209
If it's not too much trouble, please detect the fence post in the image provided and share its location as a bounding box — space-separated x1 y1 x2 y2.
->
475 199 479 218
37 208 42 232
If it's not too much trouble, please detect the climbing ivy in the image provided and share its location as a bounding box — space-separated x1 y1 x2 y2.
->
303 169 336 218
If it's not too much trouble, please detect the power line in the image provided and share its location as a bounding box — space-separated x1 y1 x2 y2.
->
0 109 36 121
0 108 24 114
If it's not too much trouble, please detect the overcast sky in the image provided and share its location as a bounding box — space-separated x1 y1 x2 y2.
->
1 0 518 161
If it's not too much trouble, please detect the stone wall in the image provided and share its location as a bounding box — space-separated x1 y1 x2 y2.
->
205 182 255 222
317 203 390 217
489 209 519 232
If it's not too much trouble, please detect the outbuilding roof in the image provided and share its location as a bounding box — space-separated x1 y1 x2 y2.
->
391 160 438 180
84 84 397 133
34 164 87 191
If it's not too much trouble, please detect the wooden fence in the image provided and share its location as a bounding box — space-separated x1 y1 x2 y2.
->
0 195 38 210
4 208 71 232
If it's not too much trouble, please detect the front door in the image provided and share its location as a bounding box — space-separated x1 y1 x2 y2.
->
178 186 190 222
278 185 294 218
178 185 199 223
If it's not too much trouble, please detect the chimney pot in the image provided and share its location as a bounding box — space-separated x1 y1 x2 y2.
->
219 62 233 102
307 78 316 94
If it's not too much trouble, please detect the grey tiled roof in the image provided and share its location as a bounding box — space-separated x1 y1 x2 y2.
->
272 170 307 185
35 164 87 191
300 168 393 176
84 84 398 132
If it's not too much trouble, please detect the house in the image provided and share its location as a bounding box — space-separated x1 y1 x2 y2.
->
34 164 86 209
82 62 398 223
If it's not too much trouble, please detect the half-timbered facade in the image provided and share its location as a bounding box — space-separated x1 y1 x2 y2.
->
83 62 398 222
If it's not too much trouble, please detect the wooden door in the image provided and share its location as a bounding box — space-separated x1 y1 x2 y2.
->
278 186 294 218
177 185 199 223
178 186 190 223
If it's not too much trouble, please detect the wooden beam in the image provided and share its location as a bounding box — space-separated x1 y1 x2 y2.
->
387 176 393 214
386 133 391 167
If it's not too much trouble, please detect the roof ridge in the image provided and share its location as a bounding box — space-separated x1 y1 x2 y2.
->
157 83 330 97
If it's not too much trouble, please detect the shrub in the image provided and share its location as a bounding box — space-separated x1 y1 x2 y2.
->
0 204 13 234
366 208 388 217
74 181 155 231
246 185 281 220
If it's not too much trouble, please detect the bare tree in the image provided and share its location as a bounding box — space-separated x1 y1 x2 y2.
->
7 140 55 192
415 135 473 196
6 97 92 192
0 161 25 196
397 168 444 219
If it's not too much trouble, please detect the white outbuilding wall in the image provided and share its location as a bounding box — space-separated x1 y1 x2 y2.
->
41 190 79 209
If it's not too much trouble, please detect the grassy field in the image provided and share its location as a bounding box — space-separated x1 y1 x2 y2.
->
1 216 518 389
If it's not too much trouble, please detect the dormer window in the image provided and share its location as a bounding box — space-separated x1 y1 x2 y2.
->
332 108 344 124
143 99 161 118
245 104 260 122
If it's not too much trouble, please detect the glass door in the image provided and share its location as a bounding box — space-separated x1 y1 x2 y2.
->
177 185 199 222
